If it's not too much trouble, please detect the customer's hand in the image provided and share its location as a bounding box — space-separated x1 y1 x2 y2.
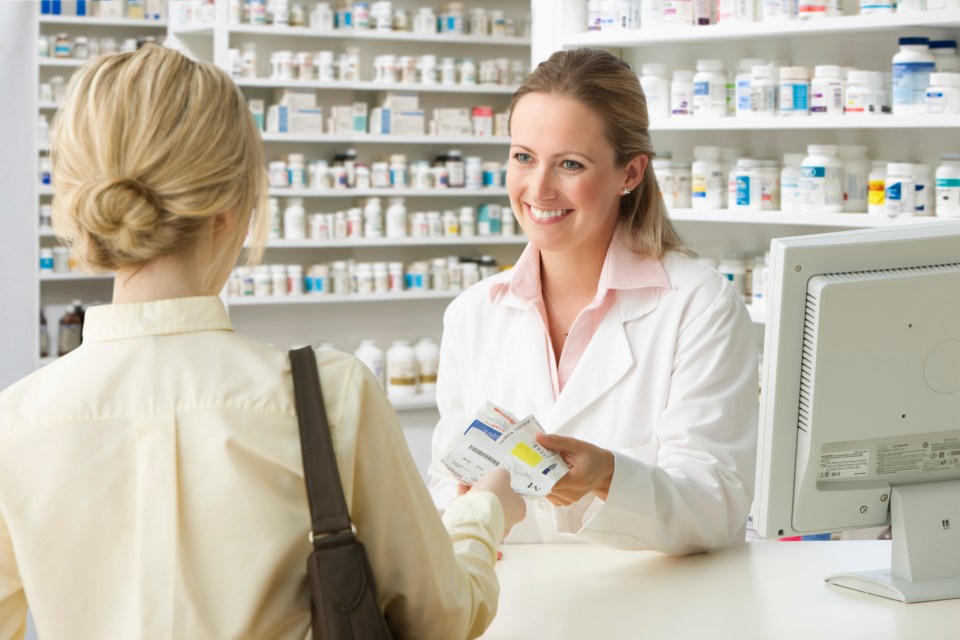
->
535 433 615 506
471 467 526 537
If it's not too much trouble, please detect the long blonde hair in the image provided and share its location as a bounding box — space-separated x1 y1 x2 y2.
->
50 45 268 283
509 48 686 258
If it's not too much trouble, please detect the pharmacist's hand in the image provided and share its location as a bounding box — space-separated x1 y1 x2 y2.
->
470 468 526 538
535 433 615 506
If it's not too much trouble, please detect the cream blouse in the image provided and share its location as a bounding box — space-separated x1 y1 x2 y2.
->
0 296 504 640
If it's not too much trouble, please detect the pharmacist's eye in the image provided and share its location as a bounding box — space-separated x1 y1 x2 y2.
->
513 152 532 164
561 159 584 171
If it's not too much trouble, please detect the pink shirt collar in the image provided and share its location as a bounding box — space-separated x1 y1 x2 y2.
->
491 235 672 306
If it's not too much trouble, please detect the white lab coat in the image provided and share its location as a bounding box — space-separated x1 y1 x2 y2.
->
429 248 760 555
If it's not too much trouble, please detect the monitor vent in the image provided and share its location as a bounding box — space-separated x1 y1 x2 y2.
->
816 262 960 284
797 261 960 434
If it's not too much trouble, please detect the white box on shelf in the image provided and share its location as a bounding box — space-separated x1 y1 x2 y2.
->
97 0 123 17
378 91 419 111
328 106 354 134
369 108 425 135
276 89 317 109
249 99 265 131
266 105 324 134
352 102 368 133
433 108 473 136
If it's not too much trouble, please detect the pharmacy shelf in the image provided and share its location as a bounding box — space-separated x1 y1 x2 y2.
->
390 394 438 411
667 209 947 227
38 101 60 110
652 114 960 131
262 236 527 248
561 10 960 48
38 185 53 195
261 133 511 145
228 290 459 306
169 23 215 36
36 356 56 368
39 272 113 282
228 24 530 47
38 58 86 68
235 77 518 94
268 187 508 197
38 16 167 28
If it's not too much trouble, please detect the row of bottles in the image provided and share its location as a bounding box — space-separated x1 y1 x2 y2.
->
40 300 86 359
353 337 439 399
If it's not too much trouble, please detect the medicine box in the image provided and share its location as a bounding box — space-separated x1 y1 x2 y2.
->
267 105 324 135
369 108 425 136
352 102 368 133
328 106 354 134
276 89 317 110
433 108 473 136
248 99 265 131
378 91 420 111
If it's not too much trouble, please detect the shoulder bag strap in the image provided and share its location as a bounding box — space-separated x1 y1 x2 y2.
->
289 346 352 538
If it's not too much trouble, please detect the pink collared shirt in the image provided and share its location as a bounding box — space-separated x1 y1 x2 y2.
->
489 236 672 396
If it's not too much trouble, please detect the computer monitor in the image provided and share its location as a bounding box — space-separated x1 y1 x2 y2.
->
752 220 960 603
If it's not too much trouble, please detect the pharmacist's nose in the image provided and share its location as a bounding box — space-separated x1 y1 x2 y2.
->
530 167 557 202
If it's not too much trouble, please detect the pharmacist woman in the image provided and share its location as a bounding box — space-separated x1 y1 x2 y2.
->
428 48 759 555
0 46 524 639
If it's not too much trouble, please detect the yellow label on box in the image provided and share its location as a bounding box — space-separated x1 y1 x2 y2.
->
511 442 543 467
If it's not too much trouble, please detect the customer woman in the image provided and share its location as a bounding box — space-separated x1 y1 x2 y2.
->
0 45 523 639
429 48 758 555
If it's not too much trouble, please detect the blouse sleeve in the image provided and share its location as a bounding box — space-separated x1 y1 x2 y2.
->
0 509 27 639
325 352 504 640
427 302 468 510
578 285 759 555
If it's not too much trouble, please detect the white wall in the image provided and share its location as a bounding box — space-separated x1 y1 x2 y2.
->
0 1 38 390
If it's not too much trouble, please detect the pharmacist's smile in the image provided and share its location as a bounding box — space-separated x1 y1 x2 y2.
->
525 203 573 224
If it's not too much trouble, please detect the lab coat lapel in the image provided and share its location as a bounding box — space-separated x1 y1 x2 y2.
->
546 288 662 432
504 297 556 422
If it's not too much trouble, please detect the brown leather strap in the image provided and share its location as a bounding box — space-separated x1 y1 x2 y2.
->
289 346 352 541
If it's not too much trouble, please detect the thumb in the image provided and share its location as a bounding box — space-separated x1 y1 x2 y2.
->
536 432 578 453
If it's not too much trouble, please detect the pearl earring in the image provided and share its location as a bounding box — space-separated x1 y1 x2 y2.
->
621 187 632 196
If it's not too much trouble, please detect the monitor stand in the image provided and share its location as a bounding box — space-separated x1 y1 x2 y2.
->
825 478 960 603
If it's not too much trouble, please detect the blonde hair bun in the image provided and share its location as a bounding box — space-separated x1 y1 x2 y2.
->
73 177 164 255
50 45 268 275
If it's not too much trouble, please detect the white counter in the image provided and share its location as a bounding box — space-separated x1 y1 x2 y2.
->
480 541 959 640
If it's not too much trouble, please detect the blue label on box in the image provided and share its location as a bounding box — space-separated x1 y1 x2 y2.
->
464 419 502 441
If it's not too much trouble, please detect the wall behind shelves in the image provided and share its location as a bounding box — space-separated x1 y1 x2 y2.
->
0 2 38 390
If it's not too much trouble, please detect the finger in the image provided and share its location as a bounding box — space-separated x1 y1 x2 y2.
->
457 483 471 497
536 432 579 452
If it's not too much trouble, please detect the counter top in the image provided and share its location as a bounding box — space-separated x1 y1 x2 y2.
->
480 540 959 640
